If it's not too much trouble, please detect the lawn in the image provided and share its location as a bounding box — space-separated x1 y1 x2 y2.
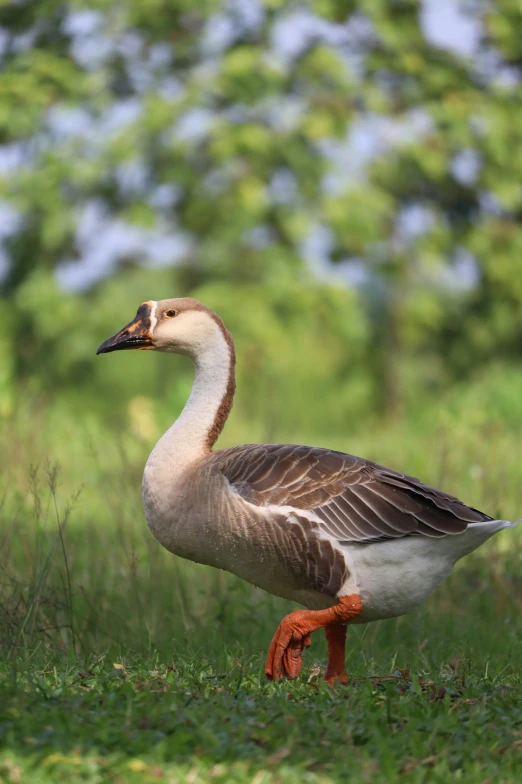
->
1 394 521 783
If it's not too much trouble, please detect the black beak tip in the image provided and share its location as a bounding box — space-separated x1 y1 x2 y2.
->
96 339 113 355
96 334 152 355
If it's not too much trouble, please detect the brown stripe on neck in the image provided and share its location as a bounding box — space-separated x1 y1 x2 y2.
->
205 312 236 450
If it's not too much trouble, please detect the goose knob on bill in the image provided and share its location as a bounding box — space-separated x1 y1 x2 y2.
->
97 298 516 685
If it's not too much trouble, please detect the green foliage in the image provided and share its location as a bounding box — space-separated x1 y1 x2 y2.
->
0 0 520 423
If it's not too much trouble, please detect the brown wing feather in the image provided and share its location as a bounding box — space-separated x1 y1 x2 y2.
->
214 443 491 543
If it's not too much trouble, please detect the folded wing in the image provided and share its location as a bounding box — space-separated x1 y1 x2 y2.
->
214 444 491 544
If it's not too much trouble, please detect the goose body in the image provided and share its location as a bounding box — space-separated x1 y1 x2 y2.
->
98 298 515 683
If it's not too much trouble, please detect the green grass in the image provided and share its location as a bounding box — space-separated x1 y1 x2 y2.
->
2 638 522 784
1 390 522 782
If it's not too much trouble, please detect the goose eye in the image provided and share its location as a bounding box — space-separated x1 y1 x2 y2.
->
165 309 177 319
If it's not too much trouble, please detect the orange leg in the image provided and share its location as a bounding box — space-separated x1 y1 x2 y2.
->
265 594 362 682
324 622 348 685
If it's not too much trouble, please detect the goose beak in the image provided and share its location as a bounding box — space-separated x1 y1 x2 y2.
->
97 304 154 355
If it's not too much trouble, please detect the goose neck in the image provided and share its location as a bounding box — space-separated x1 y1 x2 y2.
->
151 324 236 472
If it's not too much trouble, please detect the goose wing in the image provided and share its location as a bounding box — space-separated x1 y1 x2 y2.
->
214 444 491 543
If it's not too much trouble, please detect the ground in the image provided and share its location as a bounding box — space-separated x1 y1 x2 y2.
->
1 549 522 783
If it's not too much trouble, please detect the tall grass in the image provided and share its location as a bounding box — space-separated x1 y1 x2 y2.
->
1 376 521 679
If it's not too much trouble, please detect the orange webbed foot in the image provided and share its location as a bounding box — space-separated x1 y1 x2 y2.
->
265 610 312 680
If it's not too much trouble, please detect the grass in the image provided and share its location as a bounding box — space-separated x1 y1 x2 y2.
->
1 387 522 783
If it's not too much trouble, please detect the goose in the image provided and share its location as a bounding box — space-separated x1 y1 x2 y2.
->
97 298 516 684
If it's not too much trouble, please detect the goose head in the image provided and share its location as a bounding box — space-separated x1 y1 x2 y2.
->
96 298 231 360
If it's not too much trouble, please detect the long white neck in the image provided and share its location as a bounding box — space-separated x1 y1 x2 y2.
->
148 324 235 476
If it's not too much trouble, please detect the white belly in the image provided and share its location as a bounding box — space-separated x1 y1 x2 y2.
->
339 520 512 622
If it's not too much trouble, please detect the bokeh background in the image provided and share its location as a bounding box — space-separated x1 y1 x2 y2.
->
1 0 522 658
1 0 522 439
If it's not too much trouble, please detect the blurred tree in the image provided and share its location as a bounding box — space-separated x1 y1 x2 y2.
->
361 0 522 393
0 0 520 423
